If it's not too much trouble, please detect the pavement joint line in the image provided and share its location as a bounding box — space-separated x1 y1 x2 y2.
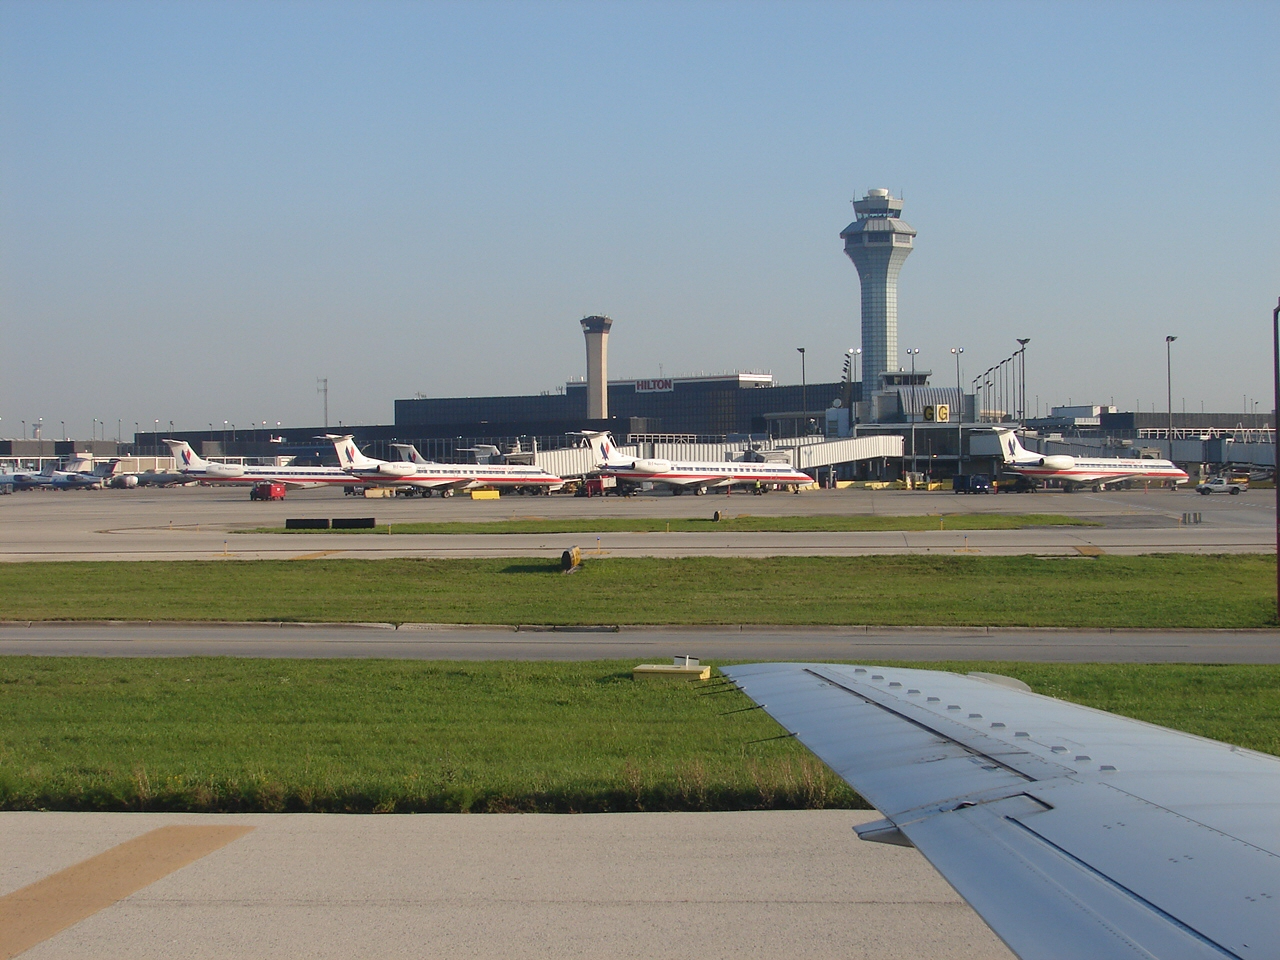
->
0 825 254 960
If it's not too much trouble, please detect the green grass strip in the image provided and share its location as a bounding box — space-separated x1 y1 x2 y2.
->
244 513 1097 535
0 555 1274 627
1 658 1275 814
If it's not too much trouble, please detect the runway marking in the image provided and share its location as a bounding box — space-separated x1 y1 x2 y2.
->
0 824 254 959
291 550 344 560
1075 545 1105 556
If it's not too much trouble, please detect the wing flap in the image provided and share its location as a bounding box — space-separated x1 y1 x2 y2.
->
903 794 1235 960
722 663 1280 960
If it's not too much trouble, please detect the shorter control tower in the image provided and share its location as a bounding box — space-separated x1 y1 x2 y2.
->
580 315 613 419
841 189 915 399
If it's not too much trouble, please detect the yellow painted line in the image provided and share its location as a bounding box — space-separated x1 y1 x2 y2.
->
1075 545 1105 556
0 824 254 959
290 550 344 560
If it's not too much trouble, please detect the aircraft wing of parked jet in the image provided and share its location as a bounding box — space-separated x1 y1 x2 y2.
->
996 428 1188 490
332 437 563 495
164 440 351 490
721 662 1280 960
583 431 813 495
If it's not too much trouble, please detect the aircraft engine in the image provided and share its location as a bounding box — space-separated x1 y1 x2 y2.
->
206 462 246 478
376 461 417 478
632 459 672 474
1042 455 1076 470
108 474 140 489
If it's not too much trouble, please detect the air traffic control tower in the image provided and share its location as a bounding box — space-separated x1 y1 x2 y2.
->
841 189 915 399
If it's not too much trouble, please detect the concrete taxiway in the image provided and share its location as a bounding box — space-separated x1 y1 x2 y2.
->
1 810 1013 960
0 484 1272 560
2 622 1278 663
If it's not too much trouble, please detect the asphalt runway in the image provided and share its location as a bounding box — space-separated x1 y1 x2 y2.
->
1 483 1273 559
2 622 1278 663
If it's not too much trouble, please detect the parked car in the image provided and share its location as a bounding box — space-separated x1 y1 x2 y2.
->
1196 477 1245 495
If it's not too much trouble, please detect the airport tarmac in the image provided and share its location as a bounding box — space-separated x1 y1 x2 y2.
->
2 622 1279 663
0 484 1273 560
0 810 1013 960
2 486 1273 959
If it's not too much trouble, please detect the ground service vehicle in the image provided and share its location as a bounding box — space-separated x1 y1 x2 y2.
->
952 474 992 494
250 482 287 501
575 476 618 497
1197 477 1245 495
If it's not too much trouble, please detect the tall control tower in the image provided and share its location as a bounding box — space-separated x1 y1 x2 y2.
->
580 315 613 419
841 189 915 397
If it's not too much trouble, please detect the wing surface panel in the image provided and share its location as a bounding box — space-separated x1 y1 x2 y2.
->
721 663 1280 960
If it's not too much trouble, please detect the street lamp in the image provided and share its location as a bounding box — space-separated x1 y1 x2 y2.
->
62 420 67 440
797 347 807 430
905 348 920 478
1271 297 1279 617
1165 336 1177 443
1016 338 1031 421
951 348 964 475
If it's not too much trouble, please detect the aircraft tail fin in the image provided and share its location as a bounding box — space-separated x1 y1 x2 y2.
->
995 428 1032 464
164 439 207 471
583 431 623 466
330 435 381 470
390 443 431 465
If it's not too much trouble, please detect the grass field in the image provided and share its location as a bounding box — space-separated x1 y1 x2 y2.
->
246 513 1097 535
1 658 1275 814
0 554 1273 627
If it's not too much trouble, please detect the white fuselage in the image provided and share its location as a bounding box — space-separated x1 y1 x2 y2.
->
1005 457 1188 486
600 458 812 490
177 463 352 489
345 462 563 491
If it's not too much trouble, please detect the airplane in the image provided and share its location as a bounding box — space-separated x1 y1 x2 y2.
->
3 463 58 490
333 436 564 497
583 431 813 495
722 661 1280 960
996 428 1188 491
164 440 354 493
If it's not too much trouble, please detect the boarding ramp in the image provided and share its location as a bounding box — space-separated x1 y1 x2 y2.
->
789 434 903 469
535 435 898 479
535 443 638 480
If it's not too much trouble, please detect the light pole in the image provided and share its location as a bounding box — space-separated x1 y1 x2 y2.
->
905 348 920 478
1271 297 1279 619
951 347 964 475
843 349 855 410
1017 338 1030 420
1164 335 1177 445
797 347 807 432
62 420 67 440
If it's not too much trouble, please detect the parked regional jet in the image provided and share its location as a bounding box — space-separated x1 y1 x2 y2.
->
164 440 352 491
333 437 563 496
997 428 1187 491
724 662 1280 960
584 431 813 495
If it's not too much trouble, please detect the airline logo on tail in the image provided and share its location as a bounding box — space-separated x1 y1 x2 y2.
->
181 447 193 467
344 444 358 466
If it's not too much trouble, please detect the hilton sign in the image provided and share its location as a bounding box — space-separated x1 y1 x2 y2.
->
633 379 674 393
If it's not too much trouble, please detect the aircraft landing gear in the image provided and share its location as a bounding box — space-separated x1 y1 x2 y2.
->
693 486 707 496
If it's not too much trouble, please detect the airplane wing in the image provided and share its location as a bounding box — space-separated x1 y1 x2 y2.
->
720 663 1280 960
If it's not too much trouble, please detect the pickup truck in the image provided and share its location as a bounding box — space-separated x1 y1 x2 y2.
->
1196 477 1245 495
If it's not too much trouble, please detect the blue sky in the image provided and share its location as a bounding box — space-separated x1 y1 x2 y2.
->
2 0 1277 436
